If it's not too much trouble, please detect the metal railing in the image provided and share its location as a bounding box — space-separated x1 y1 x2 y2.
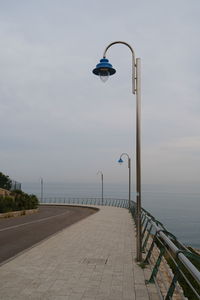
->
10 180 21 191
39 197 200 299
131 206 200 300
40 197 131 208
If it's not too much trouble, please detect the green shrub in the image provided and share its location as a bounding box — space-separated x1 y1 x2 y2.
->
0 196 14 213
0 172 12 190
0 191 39 213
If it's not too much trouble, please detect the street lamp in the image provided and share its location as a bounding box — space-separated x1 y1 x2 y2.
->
97 170 103 205
118 153 131 210
92 41 142 261
40 178 43 202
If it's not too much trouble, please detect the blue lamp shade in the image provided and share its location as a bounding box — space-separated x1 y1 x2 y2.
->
118 158 123 164
92 58 116 76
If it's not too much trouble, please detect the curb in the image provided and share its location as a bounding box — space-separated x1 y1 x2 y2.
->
0 208 38 219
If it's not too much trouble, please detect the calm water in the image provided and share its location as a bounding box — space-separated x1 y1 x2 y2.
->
22 182 200 248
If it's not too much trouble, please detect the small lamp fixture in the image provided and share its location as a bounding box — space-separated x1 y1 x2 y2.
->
118 157 124 164
93 58 116 82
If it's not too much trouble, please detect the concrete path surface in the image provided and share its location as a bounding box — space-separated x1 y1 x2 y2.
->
0 206 159 300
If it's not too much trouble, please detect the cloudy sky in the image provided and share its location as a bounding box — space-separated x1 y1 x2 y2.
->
0 0 200 186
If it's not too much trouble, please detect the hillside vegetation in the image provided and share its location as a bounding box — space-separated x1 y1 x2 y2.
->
0 172 39 213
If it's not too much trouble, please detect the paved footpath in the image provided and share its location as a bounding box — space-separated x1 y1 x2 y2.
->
0 206 159 300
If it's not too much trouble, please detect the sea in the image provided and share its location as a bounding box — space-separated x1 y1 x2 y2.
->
22 182 200 249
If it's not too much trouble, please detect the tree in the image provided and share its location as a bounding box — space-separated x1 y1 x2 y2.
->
0 172 12 190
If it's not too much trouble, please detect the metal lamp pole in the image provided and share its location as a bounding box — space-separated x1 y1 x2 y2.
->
118 153 131 210
97 171 103 205
93 41 142 261
41 178 43 202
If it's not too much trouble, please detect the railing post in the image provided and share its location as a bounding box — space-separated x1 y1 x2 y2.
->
148 247 165 283
143 234 157 265
142 224 153 252
141 218 149 239
165 270 180 300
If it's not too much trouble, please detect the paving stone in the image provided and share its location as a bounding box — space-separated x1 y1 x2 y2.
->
0 205 158 299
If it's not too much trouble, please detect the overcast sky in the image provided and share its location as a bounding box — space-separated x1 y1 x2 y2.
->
0 0 200 186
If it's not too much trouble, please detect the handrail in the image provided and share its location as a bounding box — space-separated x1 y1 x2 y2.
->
136 207 200 299
150 217 200 284
40 197 131 208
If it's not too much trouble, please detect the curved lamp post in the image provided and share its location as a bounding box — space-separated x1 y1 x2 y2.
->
97 170 103 205
92 41 142 261
118 153 131 210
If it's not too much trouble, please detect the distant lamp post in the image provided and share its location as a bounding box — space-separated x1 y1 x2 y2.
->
118 153 131 210
97 171 103 205
92 41 142 261
40 178 43 202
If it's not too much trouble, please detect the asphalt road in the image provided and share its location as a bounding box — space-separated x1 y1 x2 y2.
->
0 205 97 264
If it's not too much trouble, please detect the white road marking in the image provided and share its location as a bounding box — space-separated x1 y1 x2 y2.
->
0 211 69 232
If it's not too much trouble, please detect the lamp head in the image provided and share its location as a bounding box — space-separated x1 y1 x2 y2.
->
92 58 116 82
118 158 123 164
